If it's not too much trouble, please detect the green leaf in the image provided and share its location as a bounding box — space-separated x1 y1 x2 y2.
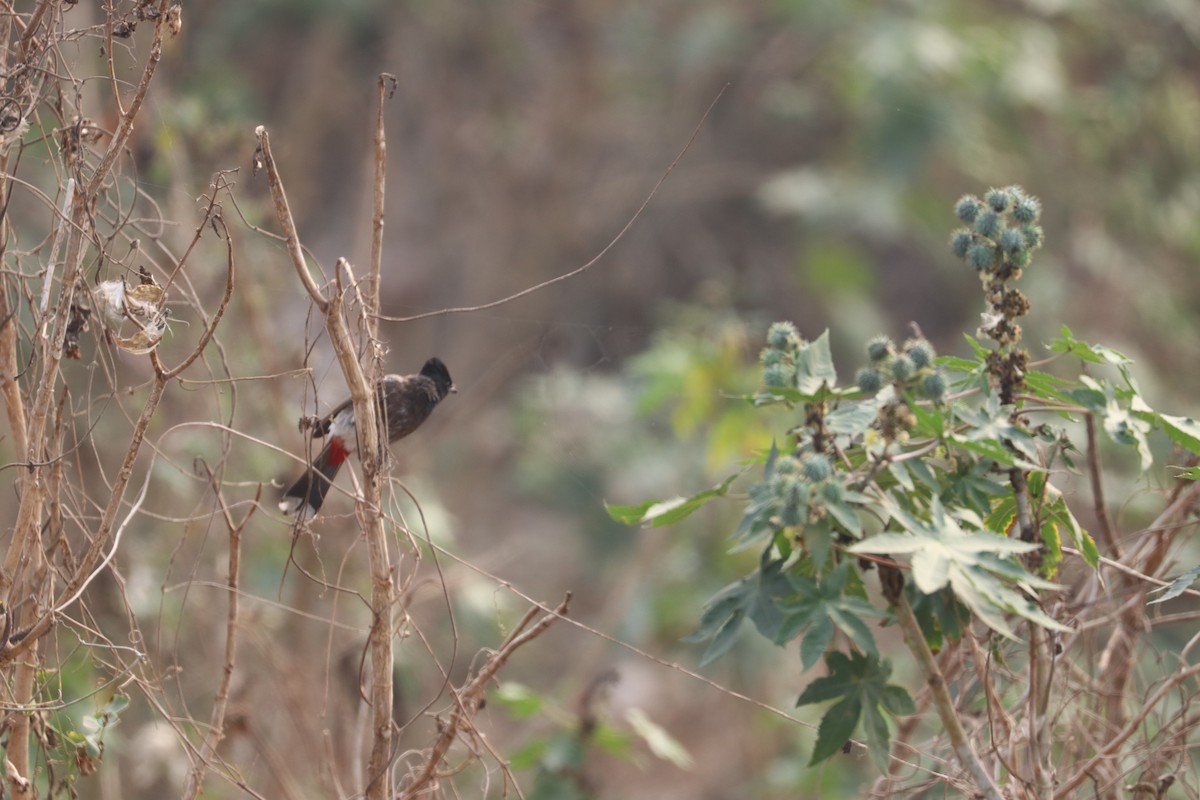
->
826 398 879 437
803 517 834 568
909 400 946 439
776 563 880 667
1149 565 1200 605
824 494 863 537
1171 465 1200 481
1048 325 1131 366
799 615 835 671
592 723 633 758
795 329 838 394
797 651 911 770
809 694 861 765
862 704 891 772
1039 480 1099 569
690 601 746 667
1157 414 1200 456
687 560 794 666
938 355 983 374
851 497 1068 638
606 472 739 527
1102 390 1153 470
953 394 1039 467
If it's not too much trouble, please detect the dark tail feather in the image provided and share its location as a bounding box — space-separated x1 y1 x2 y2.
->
279 443 343 519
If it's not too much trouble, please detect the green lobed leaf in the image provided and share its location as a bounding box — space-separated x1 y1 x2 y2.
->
776 564 880 664
862 704 891 772
688 559 798 666
809 695 861 766
853 497 1067 637
800 615 835 671
797 651 909 770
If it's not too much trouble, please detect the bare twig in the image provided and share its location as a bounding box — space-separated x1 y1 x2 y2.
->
326 257 394 800
378 84 727 323
254 126 328 312
399 595 571 799
157 211 236 380
262 116 396 795
1085 413 1119 556
366 74 396 342
1057 660 1200 797
183 465 255 799
2 377 167 664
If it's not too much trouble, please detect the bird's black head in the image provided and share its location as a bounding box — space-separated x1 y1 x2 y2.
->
421 357 455 399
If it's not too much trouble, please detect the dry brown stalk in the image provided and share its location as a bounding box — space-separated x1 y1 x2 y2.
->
399 595 571 799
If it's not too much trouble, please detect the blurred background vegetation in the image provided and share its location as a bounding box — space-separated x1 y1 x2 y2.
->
8 0 1200 797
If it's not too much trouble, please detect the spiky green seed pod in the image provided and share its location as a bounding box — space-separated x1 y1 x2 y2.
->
1021 224 1043 249
999 228 1025 255
1012 195 1041 224
777 477 810 526
904 339 935 369
774 455 801 476
974 210 1002 238
955 195 983 224
820 481 845 505
802 454 832 483
985 188 1011 213
919 372 947 401
761 347 785 367
866 335 893 363
1009 248 1032 268
856 366 883 394
890 354 915 382
764 363 794 388
766 321 799 350
950 229 973 259
968 243 996 271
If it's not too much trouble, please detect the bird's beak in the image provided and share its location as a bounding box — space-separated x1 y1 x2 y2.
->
450 384 458 394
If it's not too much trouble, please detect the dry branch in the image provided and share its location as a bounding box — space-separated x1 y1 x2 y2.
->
254 126 328 312
399 595 571 799
261 116 396 797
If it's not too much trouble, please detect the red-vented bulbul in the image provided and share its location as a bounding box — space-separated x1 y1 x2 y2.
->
279 357 454 519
